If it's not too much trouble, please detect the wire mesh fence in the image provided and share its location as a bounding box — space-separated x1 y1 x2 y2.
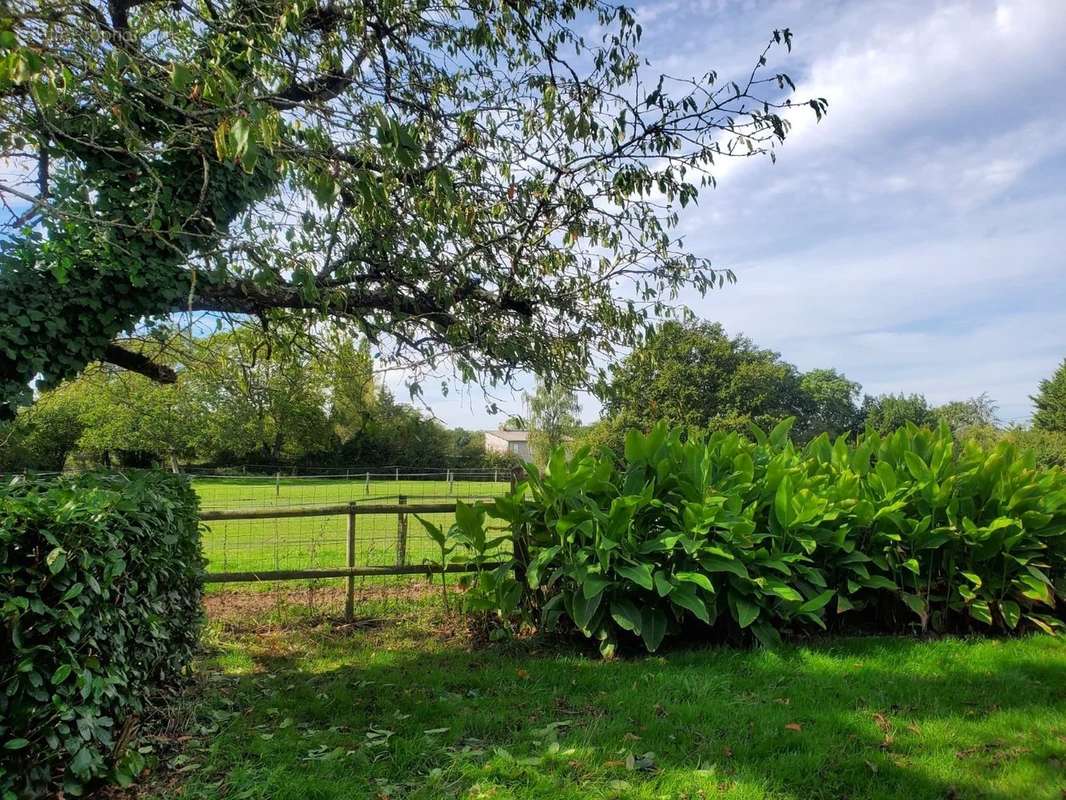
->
194 468 512 509
195 470 515 628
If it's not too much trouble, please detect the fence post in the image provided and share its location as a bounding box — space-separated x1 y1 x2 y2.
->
345 506 356 621
275 471 281 498
448 469 453 495
365 471 370 495
395 467 400 484
395 494 408 566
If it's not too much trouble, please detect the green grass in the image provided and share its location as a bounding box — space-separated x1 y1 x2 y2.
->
140 605 1066 800
194 477 509 576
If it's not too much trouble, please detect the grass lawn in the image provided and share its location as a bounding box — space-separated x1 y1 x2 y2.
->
135 603 1066 800
193 477 509 576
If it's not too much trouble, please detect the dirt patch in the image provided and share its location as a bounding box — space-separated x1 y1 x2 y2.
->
203 581 437 632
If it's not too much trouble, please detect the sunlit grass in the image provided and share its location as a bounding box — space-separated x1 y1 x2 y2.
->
193 477 509 575
142 603 1066 800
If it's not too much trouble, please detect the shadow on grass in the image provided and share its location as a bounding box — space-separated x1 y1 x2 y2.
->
152 626 1066 800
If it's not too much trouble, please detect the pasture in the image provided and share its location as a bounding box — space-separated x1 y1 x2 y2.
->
194 475 510 578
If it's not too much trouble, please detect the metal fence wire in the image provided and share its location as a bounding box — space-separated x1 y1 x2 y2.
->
197 470 514 627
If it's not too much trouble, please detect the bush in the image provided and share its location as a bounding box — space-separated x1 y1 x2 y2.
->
0 472 204 798
1001 428 1066 471
482 421 1066 655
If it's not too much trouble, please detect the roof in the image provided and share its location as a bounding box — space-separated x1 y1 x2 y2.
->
484 429 529 442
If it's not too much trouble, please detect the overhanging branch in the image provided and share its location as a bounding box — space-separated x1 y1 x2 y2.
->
103 344 177 384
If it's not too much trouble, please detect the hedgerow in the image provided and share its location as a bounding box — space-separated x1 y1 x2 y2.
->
0 472 204 798
459 421 1066 655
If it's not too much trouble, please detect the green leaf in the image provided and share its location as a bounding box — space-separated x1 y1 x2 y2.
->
653 571 673 597
901 593 927 620
734 596 760 628
51 664 73 685
764 581 803 602
610 598 643 634
615 563 654 591
774 475 794 528
669 583 710 623
797 590 834 614
673 571 714 592
904 452 932 483
640 607 668 652
969 600 993 626
1000 600 1021 630
750 621 782 648
570 589 603 631
768 417 794 448
582 575 613 599
3 739 30 751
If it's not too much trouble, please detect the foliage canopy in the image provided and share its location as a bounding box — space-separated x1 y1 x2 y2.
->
1033 359 1066 433
0 0 822 418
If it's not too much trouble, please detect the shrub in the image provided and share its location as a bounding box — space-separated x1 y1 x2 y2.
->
481 421 1066 655
0 472 204 798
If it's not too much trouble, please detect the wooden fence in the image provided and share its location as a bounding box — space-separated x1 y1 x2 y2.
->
200 498 506 619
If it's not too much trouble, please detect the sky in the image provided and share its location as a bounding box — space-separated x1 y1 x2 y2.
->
412 0 1066 430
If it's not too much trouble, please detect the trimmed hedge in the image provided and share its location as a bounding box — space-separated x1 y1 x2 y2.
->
480 421 1066 654
0 471 204 798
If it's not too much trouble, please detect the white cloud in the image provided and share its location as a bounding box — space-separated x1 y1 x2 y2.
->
415 0 1066 429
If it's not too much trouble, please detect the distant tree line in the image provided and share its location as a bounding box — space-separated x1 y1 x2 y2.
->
0 328 506 473
580 321 1066 469
5 320 1066 474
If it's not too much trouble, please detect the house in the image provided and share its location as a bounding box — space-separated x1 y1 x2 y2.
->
483 429 532 460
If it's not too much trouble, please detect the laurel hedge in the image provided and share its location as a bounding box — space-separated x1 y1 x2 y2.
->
0 472 203 798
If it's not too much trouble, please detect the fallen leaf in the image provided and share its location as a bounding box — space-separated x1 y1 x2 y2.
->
785 723 803 732
625 751 657 771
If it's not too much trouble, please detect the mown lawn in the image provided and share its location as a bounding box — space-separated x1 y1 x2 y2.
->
135 605 1066 800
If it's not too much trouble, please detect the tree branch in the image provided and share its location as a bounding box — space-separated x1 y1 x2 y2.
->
103 344 177 384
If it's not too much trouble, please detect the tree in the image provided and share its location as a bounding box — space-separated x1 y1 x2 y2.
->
798 368 862 440
1032 360 1066 432
183 328 352 464
935 393 999 436
526 379 581 466
598 321 811 442
75 366 201 470
0 2 822 418
0 383 84 471
860 393 935 434
500 415 528 432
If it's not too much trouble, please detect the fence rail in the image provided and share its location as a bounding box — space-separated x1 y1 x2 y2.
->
199 501 461 521
200 497 510 620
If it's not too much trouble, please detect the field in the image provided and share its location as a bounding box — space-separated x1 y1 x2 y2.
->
194 475 510 578
132 602 1066 800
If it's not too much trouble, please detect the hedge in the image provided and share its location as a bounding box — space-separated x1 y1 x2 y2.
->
467 420 1066 655
0 471 204 798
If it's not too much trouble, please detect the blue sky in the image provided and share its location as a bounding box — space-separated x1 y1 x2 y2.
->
416 0 1066 429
